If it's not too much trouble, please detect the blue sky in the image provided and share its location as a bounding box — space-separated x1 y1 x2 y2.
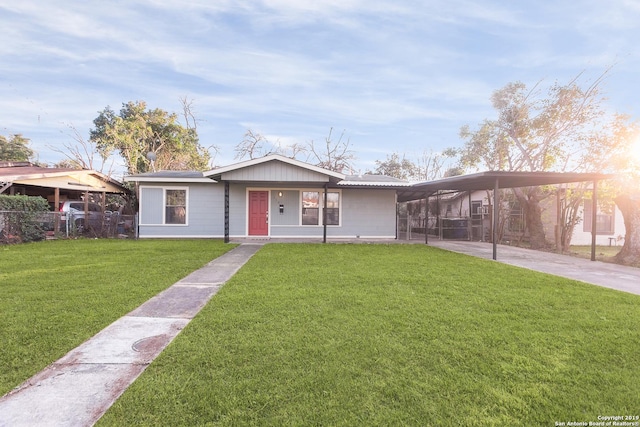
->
1 0 638 178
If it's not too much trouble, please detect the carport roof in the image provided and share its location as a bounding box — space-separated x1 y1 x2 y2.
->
397 171 613 202
0 163 129 193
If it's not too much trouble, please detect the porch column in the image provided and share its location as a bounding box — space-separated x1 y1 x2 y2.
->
224 181 230 243
323 183 328 243
492 178 499 260
590 180 598 261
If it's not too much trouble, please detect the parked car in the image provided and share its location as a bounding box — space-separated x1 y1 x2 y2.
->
59 201 112 233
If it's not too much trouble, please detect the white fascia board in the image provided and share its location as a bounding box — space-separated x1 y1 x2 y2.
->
124 177 216 183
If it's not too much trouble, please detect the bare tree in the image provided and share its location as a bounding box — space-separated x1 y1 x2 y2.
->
180 96 219 166
235 129 273 160
305 128 355 173
50 123 115 176
417 148 459 181
179 96 200 132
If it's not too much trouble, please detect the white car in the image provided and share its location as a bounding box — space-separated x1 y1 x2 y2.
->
59 201 111 233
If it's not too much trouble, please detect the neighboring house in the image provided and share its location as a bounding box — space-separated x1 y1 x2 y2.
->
423 188 625 246
0 161 128 206
125 155 409 240
541 193 625 246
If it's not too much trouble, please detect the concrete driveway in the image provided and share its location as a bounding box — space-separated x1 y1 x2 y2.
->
426 240 640 296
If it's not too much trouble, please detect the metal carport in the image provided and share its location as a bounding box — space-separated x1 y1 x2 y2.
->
398 171 613 261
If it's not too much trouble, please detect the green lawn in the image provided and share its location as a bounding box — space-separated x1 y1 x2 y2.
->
568 244 621 260
0 239 234 396
98 244 640 426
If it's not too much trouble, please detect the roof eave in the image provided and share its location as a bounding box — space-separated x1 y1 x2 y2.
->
124 176 216 183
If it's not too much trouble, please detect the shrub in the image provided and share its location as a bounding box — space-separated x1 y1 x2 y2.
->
0 195 49 243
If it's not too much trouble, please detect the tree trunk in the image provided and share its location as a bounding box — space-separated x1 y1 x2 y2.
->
614 194 640 265
513 187 548 250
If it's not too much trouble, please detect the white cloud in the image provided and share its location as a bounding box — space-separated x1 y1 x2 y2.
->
1 0 638 171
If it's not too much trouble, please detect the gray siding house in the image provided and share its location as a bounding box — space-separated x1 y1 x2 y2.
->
125 155 409 240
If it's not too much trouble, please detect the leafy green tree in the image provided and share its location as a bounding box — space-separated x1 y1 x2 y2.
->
606 123 640 265
0 134 34 162
371 152 419 180
371 149 458 181
90 101 211 174
459 71 626 249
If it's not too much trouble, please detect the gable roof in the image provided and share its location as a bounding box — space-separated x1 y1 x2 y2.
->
124 155 408 188
204 154 346 181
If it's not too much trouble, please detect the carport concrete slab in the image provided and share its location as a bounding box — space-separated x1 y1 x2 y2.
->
428 240 640 296
0 363 147 427
129 284 222 318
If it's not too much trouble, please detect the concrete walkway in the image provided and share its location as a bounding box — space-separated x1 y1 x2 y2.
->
0 243 263 427
1 239 638 426
426 240 640 296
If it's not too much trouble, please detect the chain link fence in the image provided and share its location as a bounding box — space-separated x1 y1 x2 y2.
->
1 210 136 244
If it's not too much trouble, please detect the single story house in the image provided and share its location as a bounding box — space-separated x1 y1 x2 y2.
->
125 155 410 240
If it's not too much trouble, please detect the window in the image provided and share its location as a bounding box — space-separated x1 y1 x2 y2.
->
325 192 340 225
165 189 186 224
302 191 319 225
301 191 341 226
583 200 614 234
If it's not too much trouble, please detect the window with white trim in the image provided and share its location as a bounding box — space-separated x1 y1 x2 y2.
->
165 189 187 224
301 190 341 226
302 191 320 225
325 192 340 225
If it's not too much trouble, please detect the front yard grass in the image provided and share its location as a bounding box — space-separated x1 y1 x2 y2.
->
100 244 640 426
0 239 234 396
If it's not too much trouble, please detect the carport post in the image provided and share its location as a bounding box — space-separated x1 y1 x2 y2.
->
492 177 499 260
590 180 598 261
425 194 429 244
54 187 60 233
468 191 472 241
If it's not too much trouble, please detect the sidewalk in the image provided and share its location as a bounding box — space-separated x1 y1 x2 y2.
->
0 243 263 427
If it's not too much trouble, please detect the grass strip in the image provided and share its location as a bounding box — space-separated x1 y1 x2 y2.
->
100 243 640 426
0 238 234 395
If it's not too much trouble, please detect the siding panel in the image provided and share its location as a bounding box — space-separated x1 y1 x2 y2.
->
222 162 328 182
139 183 223 237
140 187 163 224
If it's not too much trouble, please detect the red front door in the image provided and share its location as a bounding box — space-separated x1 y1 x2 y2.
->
248 191 269 236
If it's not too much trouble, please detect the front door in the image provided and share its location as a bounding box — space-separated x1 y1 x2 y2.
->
248 191 269 236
